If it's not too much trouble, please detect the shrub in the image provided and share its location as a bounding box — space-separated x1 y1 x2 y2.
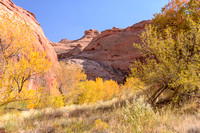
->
74 78 121 104
26 87 64 109
54 62 144 105
94 119 108 131
122 97 158 132
123 77 145 94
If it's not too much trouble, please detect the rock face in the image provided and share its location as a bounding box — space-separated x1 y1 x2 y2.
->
65 58 124 82
53 29 99 59
55 20 152 83
80 20 152 76
0 0 58 91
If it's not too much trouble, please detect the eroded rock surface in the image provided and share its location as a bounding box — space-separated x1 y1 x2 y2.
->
55 20 152 83
65 58 124 82
53 29 99 59
80 20 152 77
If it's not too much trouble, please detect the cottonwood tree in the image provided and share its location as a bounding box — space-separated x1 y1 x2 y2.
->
54 61 86 105
0 11 51 106
153 0 200 33
131 23 200 106
131 0 200 106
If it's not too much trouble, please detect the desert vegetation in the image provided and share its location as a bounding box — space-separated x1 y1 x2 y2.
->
0 0 200 132
0 11 51 108
131 0 200 107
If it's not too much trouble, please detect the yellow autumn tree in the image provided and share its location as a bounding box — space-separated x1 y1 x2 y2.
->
54 61 86 105
75 78 122 104
130 0 200 106
0 11 51 107
153 0 200 33
131 23 200 105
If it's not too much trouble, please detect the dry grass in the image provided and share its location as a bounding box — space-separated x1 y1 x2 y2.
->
0 94 199 133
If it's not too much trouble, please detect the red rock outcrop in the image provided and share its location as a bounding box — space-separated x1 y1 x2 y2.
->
79 20 152 77
53 29 99 59
0 0 58 92
56 20 152 83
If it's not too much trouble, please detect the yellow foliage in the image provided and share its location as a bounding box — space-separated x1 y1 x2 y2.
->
74 78 122 104
54 61 86 105
131 23 200 104
124 77 145 93
55 61 86 93
26 87 64 109
53 62 144 105
153 0 200 33
0 11 51 107
54 62 143 105
25 75 144 108
94 119 108 131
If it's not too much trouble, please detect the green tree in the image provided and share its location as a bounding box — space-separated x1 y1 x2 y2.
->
131 0 200 106
131 23 200 105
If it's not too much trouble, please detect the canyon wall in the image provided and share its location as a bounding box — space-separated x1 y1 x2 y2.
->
54 20 152 83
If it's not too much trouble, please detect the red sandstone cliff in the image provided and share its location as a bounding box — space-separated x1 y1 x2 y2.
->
0 0 58 91
55 20 152 83
53 29 99 59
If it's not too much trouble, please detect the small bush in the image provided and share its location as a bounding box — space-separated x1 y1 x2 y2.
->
122 97 158 132
94 119 108 131
123 77 145 94
26 87 64 109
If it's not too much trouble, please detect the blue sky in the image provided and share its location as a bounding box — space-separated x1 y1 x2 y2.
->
12 0 169 42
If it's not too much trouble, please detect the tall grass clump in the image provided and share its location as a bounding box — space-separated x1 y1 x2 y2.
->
122 97 158 132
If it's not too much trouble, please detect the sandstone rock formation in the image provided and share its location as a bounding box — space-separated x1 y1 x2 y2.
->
80 20 152 75
55 20 152 83
53 29 99 59
0 0 58 91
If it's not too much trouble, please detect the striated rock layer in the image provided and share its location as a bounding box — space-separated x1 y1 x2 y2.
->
0 0 58 92
55 20 152 83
